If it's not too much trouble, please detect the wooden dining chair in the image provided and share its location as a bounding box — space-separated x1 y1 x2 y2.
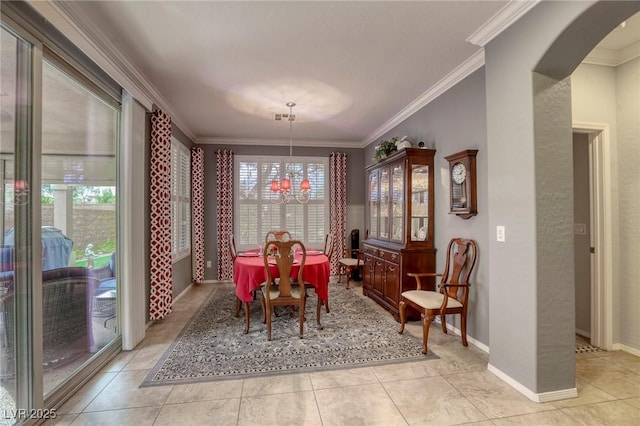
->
398 238 478 354
229 234 244 320
230 233 263 334
265 230 292 243
309 232 335 314
323 232 335 259
338 248 364 289
260 239 306 341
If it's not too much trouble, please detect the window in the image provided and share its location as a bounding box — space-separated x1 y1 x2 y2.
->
235 155 329 251
172 139 191 260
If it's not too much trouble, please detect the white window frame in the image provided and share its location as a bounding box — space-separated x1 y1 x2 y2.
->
234 155 329 251
171 138 191 261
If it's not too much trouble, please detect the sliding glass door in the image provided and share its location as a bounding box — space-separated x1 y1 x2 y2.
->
40 55 120 395
1 22 38 419
1 18 121 422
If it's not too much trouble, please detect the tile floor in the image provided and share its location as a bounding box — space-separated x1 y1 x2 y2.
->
46 281 640 426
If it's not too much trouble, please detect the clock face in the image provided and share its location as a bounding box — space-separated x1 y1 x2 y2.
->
452 162 467 184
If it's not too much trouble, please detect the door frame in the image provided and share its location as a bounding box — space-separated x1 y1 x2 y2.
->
573 121 613 350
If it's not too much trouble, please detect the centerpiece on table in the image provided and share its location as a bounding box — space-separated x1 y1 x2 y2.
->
267 245 279 257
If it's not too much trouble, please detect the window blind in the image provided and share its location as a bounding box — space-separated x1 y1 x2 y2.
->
171 138 191 259
235 155 329 251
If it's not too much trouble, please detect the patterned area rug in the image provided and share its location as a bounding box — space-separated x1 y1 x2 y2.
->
142 283 437 386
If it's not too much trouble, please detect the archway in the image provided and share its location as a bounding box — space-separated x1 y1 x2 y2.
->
484 0 640 401
533 2 640 353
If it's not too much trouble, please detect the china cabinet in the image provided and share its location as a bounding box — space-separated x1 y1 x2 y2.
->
363 148 436 320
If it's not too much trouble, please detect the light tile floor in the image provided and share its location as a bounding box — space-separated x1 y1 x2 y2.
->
47 281 640 426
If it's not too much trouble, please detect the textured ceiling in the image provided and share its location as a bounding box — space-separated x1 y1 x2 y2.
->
64 0 511 146
2 2 638 151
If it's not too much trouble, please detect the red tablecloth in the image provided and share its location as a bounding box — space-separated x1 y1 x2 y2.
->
233 253 330 303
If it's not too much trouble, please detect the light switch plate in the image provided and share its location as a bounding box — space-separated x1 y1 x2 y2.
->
574 223 587 235
497 226 506 242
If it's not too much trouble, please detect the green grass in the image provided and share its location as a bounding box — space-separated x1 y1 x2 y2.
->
75 253 112 269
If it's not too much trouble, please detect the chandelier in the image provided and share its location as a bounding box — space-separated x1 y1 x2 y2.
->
270 102 311 204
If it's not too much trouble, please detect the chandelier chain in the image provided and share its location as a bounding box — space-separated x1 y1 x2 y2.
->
271 101 310 204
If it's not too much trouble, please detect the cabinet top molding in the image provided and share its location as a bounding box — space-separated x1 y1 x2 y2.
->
367 148 435 170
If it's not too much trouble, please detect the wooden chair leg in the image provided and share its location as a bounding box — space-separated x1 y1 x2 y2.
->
316 298 324 330
243 302 250 334
325 298 330 313
266 303 272 341
299 299 305 339
345 266 351 289
460 313 468 346
441 314 448 334
234 297 241 318
260 294 266 324
398 301 407 334
422 313 435 354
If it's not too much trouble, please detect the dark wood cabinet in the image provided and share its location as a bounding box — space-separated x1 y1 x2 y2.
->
363 148 436 321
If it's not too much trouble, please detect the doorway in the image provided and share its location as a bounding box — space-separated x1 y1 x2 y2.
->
572 132 591 341
572 123 614 351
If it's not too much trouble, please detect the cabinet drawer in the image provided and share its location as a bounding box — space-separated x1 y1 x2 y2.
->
363 245 380 257
380 249 400 263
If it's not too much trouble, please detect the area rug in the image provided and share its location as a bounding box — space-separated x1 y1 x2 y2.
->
142 282 437 386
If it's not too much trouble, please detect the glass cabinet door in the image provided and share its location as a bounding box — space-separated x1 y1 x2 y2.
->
390 165 404 242
379 168 389 240
368 171 379 239
410 164 429 241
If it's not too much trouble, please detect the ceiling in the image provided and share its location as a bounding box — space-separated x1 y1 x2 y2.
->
3 2 640 150
61 0 515 146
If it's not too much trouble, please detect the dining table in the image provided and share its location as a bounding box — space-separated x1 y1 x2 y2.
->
232 249 330 310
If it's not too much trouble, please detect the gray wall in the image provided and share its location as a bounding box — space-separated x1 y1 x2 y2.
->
200 144 365 280
572 133 590 337
484 0 640 395
364 69 490 346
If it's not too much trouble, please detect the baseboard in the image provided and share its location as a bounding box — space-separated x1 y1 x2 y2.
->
145 281 198 330
613 343 640 357
438 322 490 354
575 329 590 339
173 282 195 303
487 363 578 402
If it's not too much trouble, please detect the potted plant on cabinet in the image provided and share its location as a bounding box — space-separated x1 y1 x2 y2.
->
375 137 398 162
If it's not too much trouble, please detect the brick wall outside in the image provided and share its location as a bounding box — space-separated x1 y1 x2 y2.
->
4 204 116 252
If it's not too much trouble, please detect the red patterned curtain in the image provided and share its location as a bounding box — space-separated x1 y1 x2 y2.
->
330 152 348 275
149 109 173 320
191 147 205 283
216 149 234 280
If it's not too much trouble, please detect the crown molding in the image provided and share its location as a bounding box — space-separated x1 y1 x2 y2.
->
361 49 485 148
466 0 541 47
582 47 620 67
582 41 640 67
361 1 540 148
26 1 150 109
197 137 361 149
619 41 640 65
31 0 196 141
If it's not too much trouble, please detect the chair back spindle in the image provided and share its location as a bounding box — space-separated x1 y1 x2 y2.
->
261 239 306 340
